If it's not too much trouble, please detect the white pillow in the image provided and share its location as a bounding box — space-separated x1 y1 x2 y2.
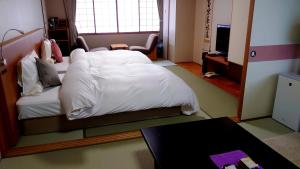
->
70 48 87 63
20 51 43 96
41 39 52 62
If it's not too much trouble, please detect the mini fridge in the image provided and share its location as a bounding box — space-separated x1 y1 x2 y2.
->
272 73 300 131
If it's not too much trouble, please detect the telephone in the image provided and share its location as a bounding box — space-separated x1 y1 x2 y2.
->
203 72 219 78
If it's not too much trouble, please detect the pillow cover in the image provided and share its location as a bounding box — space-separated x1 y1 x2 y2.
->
18 51 43 96
41 39 52 62
50 39 63 63
36 58 62 88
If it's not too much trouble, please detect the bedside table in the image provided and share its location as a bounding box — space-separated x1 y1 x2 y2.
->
110 43 128 50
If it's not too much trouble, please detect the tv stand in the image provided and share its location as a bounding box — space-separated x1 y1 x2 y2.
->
202 52 242 83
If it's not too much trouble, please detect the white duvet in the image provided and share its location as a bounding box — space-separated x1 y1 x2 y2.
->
71 49 152 66
61 51 199 120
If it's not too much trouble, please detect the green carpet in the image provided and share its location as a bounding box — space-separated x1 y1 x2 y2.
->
167 65 238 118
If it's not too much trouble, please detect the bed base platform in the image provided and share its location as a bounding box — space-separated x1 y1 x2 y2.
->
20 106 181 135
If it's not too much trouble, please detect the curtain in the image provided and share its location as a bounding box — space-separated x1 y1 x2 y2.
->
63 0 78 47
157 0 163 41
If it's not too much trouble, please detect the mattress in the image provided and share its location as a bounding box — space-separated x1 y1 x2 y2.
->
53 57 70 74
17 74 65 120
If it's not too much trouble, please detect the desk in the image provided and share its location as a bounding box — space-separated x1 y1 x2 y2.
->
141 117 298 169
110 43 128 50
202 52 229 74
202 52 242 83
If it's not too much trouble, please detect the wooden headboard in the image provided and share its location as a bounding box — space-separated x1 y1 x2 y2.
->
0 29 43 146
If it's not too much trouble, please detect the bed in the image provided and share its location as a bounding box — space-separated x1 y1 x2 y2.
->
2 29 198 144
16 49 199 135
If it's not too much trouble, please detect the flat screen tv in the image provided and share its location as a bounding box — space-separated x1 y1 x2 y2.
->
216 24 231 56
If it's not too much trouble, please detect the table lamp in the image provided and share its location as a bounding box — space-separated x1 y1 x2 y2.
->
1 29 25 66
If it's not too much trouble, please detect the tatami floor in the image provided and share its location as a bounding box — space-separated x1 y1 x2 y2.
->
177 62 241 97
0 118 295 169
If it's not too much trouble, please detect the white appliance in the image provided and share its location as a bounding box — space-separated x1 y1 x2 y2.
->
272 73 300 131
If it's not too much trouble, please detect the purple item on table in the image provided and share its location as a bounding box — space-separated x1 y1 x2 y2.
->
210 150 263 169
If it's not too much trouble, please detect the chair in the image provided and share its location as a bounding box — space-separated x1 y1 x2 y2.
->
129 34 158 60
76 36 108 52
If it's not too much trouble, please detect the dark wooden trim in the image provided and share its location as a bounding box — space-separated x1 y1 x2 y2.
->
229 116 240 123
239 115 271 122
5 131 142 157
237 0 256 120
227 61 243 84
0 67 9 155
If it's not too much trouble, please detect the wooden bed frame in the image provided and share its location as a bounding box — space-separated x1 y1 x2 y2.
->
21 107 181 135
0 29 182 157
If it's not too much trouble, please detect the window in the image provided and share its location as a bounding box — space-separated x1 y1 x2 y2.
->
94 0 118 33
76 0 95 33
76 0 160 34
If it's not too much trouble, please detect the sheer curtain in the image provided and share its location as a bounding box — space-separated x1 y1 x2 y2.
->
157 0 163 41
63 0 78 46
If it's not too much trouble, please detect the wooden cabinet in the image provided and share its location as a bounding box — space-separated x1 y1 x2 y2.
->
202 52 242 83
48 27 70 56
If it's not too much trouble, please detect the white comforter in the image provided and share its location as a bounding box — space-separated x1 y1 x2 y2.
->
60 58 199 120
71 49 152 65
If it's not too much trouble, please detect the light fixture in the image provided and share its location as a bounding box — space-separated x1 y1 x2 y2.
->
0 29 25 66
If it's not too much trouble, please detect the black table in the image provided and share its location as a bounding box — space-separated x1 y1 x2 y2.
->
141 117 298 169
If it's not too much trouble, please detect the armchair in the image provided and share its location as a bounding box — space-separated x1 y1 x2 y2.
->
129 34 158 60
76 36 108 52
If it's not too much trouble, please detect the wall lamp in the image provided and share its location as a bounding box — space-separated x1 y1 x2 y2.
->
0 29 25 66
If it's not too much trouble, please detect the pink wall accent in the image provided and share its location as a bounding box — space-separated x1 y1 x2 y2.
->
249 44 300 62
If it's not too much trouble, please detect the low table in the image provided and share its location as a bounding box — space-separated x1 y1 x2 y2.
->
110 43 128 50
141 117 298 169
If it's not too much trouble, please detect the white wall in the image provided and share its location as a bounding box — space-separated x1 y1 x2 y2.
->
193 0 206 64
242 0 300 120
167 0 195 63
167 0 177 62
250 0 300 46
227 0 250 65
0 0 44 40
242 59 300 119
174 0 195 63
210 0 233 52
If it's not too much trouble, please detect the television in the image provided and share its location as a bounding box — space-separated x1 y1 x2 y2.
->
216 24 231 56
